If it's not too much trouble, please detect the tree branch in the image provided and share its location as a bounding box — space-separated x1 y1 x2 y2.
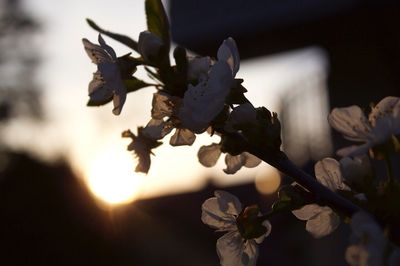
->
262 151 361 217
225 131 362 217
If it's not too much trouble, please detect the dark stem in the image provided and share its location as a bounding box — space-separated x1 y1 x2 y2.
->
251 148 361 217
221 130 362 217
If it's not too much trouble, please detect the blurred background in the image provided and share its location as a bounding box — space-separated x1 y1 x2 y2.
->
0 0 399 265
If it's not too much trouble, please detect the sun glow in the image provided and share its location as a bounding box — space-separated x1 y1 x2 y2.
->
86 145 144 205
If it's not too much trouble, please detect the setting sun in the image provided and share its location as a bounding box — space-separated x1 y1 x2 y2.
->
86 145 144 205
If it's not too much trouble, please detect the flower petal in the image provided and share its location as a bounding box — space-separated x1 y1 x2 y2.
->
306 207 340 238
98 62 120 84
315 158 348 191
151 92 176 119
112 81 127 115
82 37 113 64
201 198 237 230
350 212 383 241
242 152 262 168
198 143 222 167
98 34 117 60
217 37 240 76
346 212 387 266
345 245 369 266
369 96 400 126
187 56 212 80
254 220 272 244
88 71 113 101
337 143 372 157
169 128 196 146
340 156 371 185
123 129 162 174
179 61 232 133
216 231 246 266
142 119 173 140
292 204 324 220
201 190 242 230
368 97 400 144
241 240 259 266
224 154 245 174
214 190 242 216
328 106 372 142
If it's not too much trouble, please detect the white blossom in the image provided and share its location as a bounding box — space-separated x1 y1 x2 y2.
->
292 158 348 238
292 204 340 238
224 153 262 175
141 118 173 140
345 212 386 266
328 96 400 157
151 92 177 119
187 56 212 81
143 92 196 146
202 191 271 266
197 143 261 174
82 34 127 115
169 128 196 146
179 38 240 133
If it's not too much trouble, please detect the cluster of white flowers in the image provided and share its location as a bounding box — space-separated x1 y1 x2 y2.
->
329 96 400 157
82 3 400 265
291 157 370 238
83 28 263 174
287 97 400 265
201 191 271 266
141 36 242 146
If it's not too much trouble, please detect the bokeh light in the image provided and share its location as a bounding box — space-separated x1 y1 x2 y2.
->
255 168 281 195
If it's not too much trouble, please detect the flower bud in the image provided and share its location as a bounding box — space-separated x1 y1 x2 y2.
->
236 205 268 240
138 31 164 62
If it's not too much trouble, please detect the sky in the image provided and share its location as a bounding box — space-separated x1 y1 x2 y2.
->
3 0 331 204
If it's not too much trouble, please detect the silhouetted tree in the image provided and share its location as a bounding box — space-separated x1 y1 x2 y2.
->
0 0 41 124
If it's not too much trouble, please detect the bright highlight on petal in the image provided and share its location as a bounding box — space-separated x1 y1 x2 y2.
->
86 146 144 205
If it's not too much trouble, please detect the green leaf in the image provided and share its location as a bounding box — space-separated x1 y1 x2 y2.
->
236 205 268 240
117 54 144 79
124 78 152 93
87 96 113 107
86 18 139 52
271 185 312 213
145 0 170 51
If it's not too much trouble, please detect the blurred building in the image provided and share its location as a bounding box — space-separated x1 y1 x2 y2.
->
169 0 400 160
